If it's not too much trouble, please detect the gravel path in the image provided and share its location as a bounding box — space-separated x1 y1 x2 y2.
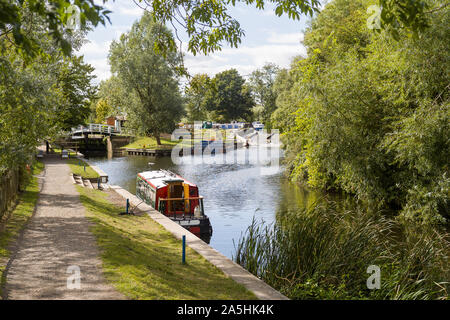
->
3 156 124 300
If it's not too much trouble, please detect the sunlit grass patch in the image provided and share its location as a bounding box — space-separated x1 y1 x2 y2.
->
67 158 99 179
123 137 179 150
77 186 256 300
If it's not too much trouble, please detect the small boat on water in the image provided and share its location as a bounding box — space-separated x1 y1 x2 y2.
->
136 169 213 243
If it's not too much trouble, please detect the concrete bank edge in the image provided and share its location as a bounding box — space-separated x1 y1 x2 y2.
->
109 185 288 301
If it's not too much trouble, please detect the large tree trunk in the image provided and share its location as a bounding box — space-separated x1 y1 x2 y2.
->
155 134 161 146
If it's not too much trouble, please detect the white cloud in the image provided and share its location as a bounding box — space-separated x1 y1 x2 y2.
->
87 58 110 83
267 32 304 44
183 42 306 77
77 40 111 56
118 6 144 17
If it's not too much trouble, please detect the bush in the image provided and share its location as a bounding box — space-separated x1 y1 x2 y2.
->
234 202 449 300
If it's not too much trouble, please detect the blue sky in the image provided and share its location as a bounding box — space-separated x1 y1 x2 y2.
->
77 1 316 83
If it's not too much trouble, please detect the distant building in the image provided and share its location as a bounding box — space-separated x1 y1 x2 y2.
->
105 115 127 131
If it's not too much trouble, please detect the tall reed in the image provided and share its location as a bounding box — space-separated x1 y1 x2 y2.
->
234 201 449 299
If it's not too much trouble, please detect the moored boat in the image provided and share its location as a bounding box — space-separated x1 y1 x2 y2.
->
136 169 213 243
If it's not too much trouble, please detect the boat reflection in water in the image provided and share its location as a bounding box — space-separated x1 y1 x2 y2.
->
136 169 213 243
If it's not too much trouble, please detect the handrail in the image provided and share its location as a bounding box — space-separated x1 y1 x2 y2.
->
159 197 203 201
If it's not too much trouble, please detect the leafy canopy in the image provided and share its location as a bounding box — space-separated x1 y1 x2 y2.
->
271 0 449 223
204 69 255 122
108 12 184 143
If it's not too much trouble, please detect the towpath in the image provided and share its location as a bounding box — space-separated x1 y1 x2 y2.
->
3 155 123 300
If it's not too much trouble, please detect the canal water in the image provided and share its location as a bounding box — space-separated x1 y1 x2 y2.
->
89 147 321 259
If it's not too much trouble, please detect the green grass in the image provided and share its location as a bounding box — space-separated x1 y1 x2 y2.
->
76 186 256 300
52 148 77 157
124 131 237 150
235 202 450 300
67 158 99 179
0 160 44 297
123 137 179 150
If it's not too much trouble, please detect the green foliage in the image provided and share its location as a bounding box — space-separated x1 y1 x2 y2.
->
203 68 254 122
0 9 97 171
56 55 97 130
0 0 110 57
134 0 433 56
137 0 320 55
95 99 112 124
184 73 212 121
248 63 280 125
77 186 256 299
0 0 438 60
272 0 449 223
0 57 57 170
97 76 128 117
235 203 450 300
108 12 184 143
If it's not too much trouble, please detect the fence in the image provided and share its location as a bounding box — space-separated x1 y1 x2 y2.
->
0 169 20 220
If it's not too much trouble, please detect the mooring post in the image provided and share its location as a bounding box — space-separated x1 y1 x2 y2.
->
182 235 186 264
126 198 129 214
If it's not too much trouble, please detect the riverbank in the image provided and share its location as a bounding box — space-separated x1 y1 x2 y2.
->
67 158 100 179
123 136 178 150
76 186 257 299
235 203 450 300
71 157 287 299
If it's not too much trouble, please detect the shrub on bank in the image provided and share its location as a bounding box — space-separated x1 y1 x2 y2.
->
234 202 449 300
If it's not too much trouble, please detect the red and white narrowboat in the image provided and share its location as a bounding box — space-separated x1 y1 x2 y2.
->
136 169 213 242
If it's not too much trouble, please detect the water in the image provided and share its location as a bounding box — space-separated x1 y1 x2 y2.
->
89 147 321 258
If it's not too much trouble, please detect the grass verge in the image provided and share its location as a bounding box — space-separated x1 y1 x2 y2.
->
0 160 44 297
52 148 78 157
76 186 256 300
124 136 179 150
67 158 99 179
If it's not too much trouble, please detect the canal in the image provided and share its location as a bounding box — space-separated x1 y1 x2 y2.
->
89 147 321 259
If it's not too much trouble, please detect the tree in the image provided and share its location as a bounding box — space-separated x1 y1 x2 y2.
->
0 7 98 171
56 55 97 130
97 76 128 117
204 69 254 122
0 1 439 59
95 99 111 124
248 63 280 125
272 0 449 223
108 12 184 145
132 0 435 55
0 0 111 57
185 73 212 121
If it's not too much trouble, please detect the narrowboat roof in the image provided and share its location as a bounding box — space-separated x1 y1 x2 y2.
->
138 170 196 189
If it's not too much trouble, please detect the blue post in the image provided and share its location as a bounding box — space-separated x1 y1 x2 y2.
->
126 199 129 215
84 164 86 172
97 179 100 189
182 235 186 264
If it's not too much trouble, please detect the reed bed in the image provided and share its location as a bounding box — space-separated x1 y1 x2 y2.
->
234 201 449 300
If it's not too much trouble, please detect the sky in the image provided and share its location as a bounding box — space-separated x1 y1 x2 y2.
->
76 1 315 84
